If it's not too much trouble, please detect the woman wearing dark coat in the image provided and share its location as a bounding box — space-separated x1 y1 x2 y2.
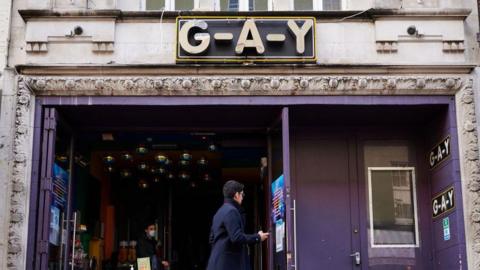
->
136 223 169 270
207 180 269 270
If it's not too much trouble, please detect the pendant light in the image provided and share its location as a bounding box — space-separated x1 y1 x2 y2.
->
135 144 149 155
121 153 133 162
178 171 190 181
138 179 149 189
137 162 149 171
167 173 175 180
181 151 192 161
208 142 217 152
179 159 190 167
154 154 169 165
105 166 115 173
120 169 132 179
197 156 208 168
103 155 115 165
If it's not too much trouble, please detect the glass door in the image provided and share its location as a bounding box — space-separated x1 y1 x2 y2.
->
359 140 421 270
267 107 295 270
35 107 77 270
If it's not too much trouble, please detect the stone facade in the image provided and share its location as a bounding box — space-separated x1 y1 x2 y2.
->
0 0 14 268
1 0 480 270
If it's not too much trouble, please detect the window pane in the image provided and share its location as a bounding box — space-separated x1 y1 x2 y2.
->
221 0 239 10
370 169 416 245
323 0 341 10
249 0 268 10
176 0 194 10
295 0 313 10
146 0 166 10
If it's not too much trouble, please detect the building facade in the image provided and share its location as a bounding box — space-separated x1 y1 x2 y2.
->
2 0 480 270
0 0 14 268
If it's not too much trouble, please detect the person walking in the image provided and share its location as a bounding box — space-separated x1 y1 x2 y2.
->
207 180 269 270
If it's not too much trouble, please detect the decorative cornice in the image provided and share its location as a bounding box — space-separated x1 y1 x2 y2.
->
24 75 465 96
7 77 33 270
457 79 480 270
18 8 471 22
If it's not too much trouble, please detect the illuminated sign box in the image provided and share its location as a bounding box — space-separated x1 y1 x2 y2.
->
176 17 316 63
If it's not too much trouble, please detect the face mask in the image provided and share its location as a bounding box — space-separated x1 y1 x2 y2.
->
148 230 155 238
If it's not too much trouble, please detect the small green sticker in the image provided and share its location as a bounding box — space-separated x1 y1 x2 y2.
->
443 217 449 228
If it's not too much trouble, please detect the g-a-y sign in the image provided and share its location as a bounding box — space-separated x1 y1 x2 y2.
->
176 17 316 62
432 186 455 218
429 136 451 169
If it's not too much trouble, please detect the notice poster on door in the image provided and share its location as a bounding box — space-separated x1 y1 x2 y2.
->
49 163 69 245
49 206 61 245
52 163 69 209
137 257 151 270
272 175 286 253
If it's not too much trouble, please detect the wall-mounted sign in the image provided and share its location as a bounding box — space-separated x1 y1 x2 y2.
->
432 186 455 218
176 17 316 63
429 136 451 169
271 175 285 253
443 217 450 241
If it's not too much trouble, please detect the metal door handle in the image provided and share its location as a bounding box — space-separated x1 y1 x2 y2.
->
350 252 361 265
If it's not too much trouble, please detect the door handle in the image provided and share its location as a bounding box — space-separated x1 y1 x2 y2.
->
350 251 361 265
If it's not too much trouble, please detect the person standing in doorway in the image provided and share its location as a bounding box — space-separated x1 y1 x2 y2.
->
207 180 269 270
136 222 169 270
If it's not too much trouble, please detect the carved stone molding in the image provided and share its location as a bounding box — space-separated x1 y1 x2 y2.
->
457 79 480 270
25 42 48 53
24 75 465 96
92 42 114 53
376 41 398 53
443 41 465 53
7 77 33 270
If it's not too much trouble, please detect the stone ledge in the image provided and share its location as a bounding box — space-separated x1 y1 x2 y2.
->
18 8 472 22
25 75 465 96
15 64 476 76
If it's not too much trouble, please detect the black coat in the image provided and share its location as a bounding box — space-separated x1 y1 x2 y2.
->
136 233 164 270
207 199 260 270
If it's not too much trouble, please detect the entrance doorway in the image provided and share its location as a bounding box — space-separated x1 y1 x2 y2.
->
30 101 454 270
33 106 290 270
290 105 446 270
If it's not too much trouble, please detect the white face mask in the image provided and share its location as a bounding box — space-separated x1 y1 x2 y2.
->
148 230 156 238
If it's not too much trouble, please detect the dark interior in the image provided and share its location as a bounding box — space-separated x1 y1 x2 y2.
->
48 104 447 270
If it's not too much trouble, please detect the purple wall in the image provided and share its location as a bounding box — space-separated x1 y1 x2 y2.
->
425 100 467 270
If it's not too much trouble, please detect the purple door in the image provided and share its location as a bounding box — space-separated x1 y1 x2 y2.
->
291 130 360 270
35 107 58 270
268 107 295 270
34 107 75 270
291 127 429 270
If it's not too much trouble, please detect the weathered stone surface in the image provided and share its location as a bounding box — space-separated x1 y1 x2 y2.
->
6 76 33 270
24 75 464 96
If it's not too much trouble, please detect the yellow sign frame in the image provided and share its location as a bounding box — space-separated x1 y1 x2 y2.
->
175 16 317 63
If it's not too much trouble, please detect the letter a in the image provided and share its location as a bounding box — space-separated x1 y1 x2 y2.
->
235 19 265 54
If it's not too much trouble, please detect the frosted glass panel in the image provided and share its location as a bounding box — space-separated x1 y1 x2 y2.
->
176 0 194 10
295 0 313 10
220 0 239 10
370 169 416 245
323 0 341 10
146 0 166 10
250 0 268 10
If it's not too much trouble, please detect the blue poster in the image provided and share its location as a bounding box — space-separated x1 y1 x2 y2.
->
49 163 68 245
49 206 61 245
52 163 68 209
271 175 285 252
